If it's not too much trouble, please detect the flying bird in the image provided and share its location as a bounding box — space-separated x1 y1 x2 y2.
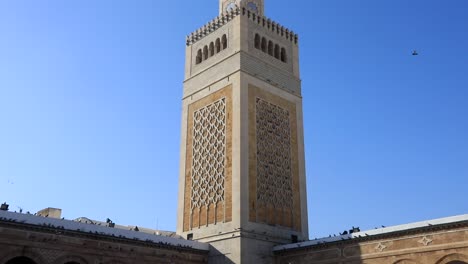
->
412 50 419 56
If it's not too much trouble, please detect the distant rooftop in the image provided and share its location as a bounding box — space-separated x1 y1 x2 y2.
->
0 210 209 251
274 214 468 252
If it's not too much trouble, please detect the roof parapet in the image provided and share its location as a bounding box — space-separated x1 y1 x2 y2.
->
242 7 299 45
186 8 241 46
186 7 299 46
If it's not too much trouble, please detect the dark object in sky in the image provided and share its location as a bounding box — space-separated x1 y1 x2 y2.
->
412 50 419 56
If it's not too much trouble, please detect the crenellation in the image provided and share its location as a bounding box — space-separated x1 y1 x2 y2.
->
186 7 298 46
186 8 241 46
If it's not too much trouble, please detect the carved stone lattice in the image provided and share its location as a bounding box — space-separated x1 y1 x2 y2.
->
190 98 226 212
256 98 293 209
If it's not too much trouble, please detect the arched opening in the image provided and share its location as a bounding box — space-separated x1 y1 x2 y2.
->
274 44 280 59
203 45 209 60
254 34 260 49
222 34 228 50
261 37 267 52
268 40 274 55
215 38 221 53
196 49 202 64
281 47 287 62
6 257 38 264
209 42 215 57
436 252 468 264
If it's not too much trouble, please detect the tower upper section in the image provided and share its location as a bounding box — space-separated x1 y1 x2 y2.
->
184 4 301 98
219 0 264 16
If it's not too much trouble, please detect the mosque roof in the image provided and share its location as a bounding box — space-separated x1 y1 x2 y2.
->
0 210 209 251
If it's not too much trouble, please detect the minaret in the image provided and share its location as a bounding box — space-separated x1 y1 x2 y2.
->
219 0 264 17
177 1 308 263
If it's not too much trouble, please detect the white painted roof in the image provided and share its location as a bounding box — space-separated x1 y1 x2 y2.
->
274 214 468 251
0 210 209 251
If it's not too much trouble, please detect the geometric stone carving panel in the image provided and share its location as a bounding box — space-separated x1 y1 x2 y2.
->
191 98 226 211
255 97 293 210
183 86 232 232
248 85 301 231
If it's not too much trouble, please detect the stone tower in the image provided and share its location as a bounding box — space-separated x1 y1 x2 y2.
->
177 1 308 263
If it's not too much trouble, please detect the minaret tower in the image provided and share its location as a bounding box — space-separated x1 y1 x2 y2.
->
177 1 308 262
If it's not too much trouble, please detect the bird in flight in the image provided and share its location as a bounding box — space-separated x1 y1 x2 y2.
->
412 50 419 56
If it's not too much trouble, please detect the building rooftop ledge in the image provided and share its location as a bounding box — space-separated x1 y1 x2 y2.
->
0 210 209 252
274 214 468 252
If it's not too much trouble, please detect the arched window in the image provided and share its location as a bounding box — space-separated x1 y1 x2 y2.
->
215 38 221 53
209 42 215 57
254 34 260 49
261 37 267 52
222 34 228 50
6 257 37 264
281 47 287 62
196 49 202 64
274 44 280 59
268 41 274 56
203 45 209 60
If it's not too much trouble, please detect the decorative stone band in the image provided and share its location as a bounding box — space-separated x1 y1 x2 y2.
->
186 7 299 46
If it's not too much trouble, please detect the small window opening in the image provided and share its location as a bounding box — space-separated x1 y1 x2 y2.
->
281 47 287 62
222 34 228 50
261 37 267 52
268 40 274 55
209 42 215 57
254 34 260 49
187 233 193 240
203 45 209 60
215 38 221 53
274 44 280 59
196 49 202 64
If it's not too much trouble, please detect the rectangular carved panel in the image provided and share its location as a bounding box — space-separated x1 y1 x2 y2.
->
249 85 301 231
183 86 232 231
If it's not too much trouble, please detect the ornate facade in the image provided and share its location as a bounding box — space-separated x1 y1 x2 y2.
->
177 0 307 262
1 1 467 264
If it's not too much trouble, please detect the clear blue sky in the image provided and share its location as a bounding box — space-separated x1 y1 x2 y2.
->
1 0 467 238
